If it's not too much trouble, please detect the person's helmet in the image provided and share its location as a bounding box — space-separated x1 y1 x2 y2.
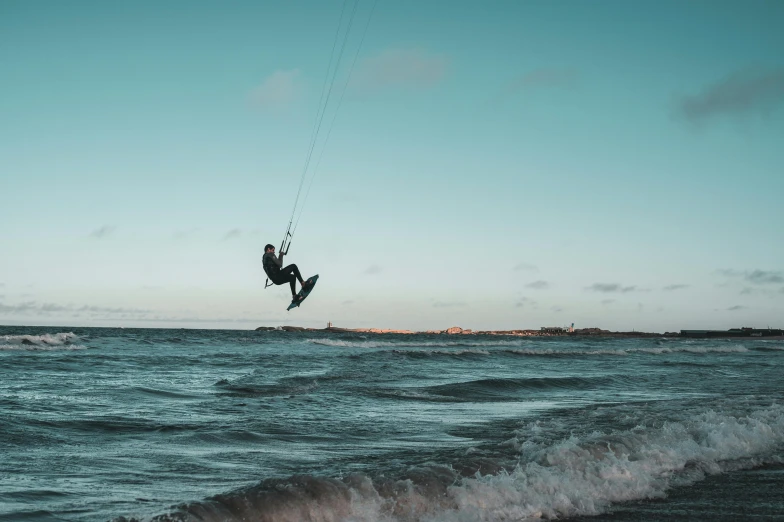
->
264 244 275 252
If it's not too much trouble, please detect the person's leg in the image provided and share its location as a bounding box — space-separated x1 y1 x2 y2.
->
271 270 299 298
287 273 297 297
279 264 305 286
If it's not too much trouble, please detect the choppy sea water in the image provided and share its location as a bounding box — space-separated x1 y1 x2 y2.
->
1 326 783 521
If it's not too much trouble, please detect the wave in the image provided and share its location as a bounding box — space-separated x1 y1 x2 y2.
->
752 344 784 352
0 332 85 351
309 338 525 349
423 376 614 400
369 376 613 404
141 403 784 521
214 376 322 398
308 338 750 358
502 345 749 356
387 346 749 359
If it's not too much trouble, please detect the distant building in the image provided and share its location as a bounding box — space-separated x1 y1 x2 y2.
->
541 323 575 334
541 326 566 334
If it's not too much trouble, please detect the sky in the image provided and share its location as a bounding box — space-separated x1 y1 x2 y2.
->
1 0 783 332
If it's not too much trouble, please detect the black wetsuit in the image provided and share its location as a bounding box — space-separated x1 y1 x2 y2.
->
263 252 302 296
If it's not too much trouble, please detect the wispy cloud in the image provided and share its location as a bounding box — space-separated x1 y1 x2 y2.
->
746 270 784 284
433 301 466 308
133 316 268 324
173 228 200 240
90 226 116 239
0 301 153 316
223 228 242 241
499 68 578 101
364 264 382 275
663 284 690 291
513 262 538 272
351 48 448 92
551 306 563 313
740 287 780 298
586 283 638 293
0 301 38 314
251 69 303 109
601 299 615 305
717 268 783 285
525 280 549 290
674 67 784 124
727 305 746 311
342 300 354 306
515 297 538 309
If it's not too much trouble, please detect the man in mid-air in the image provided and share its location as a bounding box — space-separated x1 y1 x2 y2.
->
263 244 311 302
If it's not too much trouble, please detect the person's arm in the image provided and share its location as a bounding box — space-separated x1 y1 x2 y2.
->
274 253 283 267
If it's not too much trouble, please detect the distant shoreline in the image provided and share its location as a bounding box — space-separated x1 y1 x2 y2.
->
254 325 784 340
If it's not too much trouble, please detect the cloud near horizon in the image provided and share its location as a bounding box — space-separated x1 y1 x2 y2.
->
675 67 784 124
663 284 690 291
717 268 783 285
586 283 639 293
0 301 152 316
525 280 549 290
351 48 448 92
90 226 115 239
0 302 274 326
515 296 537 309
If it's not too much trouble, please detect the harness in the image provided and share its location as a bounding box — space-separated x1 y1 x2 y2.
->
263 253 281 289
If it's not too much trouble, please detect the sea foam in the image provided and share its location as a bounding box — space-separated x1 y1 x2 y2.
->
0 332 84 351
154 403 784 522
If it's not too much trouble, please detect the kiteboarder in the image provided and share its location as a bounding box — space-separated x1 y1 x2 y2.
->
263 244 311 301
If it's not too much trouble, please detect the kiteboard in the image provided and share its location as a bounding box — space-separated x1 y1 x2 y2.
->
287 275 319 311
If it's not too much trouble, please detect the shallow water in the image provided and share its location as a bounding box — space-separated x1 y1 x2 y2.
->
1 326 783 521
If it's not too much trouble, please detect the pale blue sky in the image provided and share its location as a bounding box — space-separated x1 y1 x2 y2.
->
2 0 783 331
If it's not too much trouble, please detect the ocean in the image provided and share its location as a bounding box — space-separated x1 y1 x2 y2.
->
1 326 783 521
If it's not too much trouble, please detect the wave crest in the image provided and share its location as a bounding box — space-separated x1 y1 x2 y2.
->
0 332 84 351
142 404 784 522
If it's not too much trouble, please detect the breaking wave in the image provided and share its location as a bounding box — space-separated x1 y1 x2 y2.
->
144 403 784 522
0 332 85 351
309 338 524 349
308 337 750 359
